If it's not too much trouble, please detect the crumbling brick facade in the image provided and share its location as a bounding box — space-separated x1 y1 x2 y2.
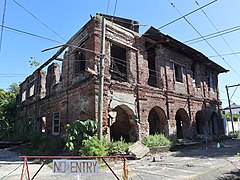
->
17 14 228 141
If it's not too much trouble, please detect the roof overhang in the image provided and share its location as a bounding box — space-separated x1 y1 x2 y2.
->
143 26 229 74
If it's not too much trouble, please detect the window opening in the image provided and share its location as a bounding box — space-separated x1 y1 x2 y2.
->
207 69 214 92
74 48 86 74
147 47 157 87
191 63 196 88
22 90 26 102
110 44 127 82
29 84 35 97
52 112 60 134
174 63 183 83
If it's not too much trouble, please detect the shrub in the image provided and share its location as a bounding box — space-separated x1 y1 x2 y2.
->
80 136 108 156
229 130 240 139
141 134 172 147
108 137 131 155
65 119 96 152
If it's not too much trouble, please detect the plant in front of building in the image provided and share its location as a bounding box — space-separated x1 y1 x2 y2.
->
141 134 172 147
0 86 18 141
108 137 131 155
229 130 240 139
80 136 108 156
225 112 240 121
65 119 97 153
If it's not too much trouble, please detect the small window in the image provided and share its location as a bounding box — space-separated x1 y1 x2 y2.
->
41 117 46 133
22 91 26 102
52 112 60 134
74 50 86 74
174 63 183 83
28 116 32 126
147 47 157 87
29 84 35 97
207 69 214 92
110 44 127 82
191 63 196 87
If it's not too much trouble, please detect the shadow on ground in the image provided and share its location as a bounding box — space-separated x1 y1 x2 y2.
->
218 169 240 180
172 139 240 158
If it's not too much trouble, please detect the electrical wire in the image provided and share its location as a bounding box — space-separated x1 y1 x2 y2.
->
0 0 7 52
0 24 102 56
209 51 240 58
12 0 65 41
167 0 240 78
106 0 110 14
158 0 218 29
1 24 62 44
185 25 240 45
3 13 240 65
230 85 239 100
194 0 240 65
113 0 118 16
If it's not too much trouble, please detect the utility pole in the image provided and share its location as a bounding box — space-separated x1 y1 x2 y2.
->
225 85 235 132
97 15 105 141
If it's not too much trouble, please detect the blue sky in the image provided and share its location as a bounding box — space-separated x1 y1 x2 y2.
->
0 0 240 108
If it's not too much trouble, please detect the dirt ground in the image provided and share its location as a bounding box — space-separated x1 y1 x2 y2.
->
0 138 240 180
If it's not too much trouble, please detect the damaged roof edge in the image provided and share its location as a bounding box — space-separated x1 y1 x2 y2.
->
31 15 100 76
97 13 139 33
32 13 139 75
143 26 229 74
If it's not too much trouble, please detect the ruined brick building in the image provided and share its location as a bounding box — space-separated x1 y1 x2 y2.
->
17 14 228 141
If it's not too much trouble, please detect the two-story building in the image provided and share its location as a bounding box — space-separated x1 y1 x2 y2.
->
17 14 228 141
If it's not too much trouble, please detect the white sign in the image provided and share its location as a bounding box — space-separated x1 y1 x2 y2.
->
52 160 98 174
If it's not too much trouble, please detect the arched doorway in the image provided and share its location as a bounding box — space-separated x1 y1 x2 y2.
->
148 106 167 135
209 112 219 136
110 105 138 142
196 110 205 135
175 108 190 139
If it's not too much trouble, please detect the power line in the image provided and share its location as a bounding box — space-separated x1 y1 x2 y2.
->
158 0 218 29
106 0 110 14
1 24 98 55
195 0 240 64
1 24 62 43
209 51 240 58
167 0 240 78
0 73 28 75
0 0 7 52
113 0 118 16
230 85 238 100
185 25 240 45
12 0 65 41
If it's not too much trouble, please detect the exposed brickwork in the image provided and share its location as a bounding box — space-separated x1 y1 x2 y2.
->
17 15 227 141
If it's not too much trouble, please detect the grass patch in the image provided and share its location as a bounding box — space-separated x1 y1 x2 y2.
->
141 134 172 147
108 137 131 155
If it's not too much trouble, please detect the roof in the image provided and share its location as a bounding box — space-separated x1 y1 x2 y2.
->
97 13 139 33
224 103 240 110
143 26 229 74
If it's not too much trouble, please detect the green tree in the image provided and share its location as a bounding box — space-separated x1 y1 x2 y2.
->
225 112 240 121
0 87 17 140
8 82 20 95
